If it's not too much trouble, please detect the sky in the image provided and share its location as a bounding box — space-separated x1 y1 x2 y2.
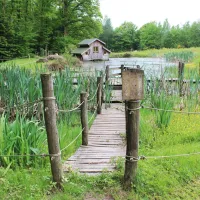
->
99 0 200 28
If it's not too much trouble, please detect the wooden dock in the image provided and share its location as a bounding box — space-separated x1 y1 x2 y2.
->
63 104 126 174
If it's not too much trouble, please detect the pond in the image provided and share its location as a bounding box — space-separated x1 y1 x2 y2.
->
82 57 177 78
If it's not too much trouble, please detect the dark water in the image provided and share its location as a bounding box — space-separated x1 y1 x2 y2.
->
82 57 177 78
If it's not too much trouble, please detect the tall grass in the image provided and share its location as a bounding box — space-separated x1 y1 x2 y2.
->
164 51 194 62
144 62 200 128
0 115 47 168
0 64 106 168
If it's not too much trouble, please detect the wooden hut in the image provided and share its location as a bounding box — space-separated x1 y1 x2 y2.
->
72 38 111 61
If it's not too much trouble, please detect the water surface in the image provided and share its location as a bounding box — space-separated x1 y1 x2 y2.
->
82 57 177 78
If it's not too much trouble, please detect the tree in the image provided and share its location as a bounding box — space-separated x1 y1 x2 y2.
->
112 22 138 51
50 0 102 53
139 22 162 49
189 21 200 47
58 0 102 38
170 25 183 48
161 19 171 48
34 0 57 55
99 16 114 49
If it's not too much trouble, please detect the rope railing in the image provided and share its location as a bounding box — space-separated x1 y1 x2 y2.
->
87 83 100 102
58 101 84 113
0 152 60 158
113 102 200 115
88 104 98 124
3 98 43 111
61 128 84 152
125 151 200 162
0 75 103 160
142 105 200 115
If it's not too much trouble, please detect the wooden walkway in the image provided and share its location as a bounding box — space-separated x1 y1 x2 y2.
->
63 103 126 174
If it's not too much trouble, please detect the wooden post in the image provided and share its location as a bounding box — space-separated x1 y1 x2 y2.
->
124 100 140 189
105 66 110 109
101 86 104 106
80 92 89 145
122 68 144 190
199 62 200 77
59 68 62 77
178 62 184 97
40 73 62 188
97 76 103 114
105 65 109 83
121 64 125 77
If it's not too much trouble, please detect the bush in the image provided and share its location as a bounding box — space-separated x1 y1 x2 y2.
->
123 53 132 58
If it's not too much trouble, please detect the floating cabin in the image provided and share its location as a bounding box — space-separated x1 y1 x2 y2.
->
72 38 111 61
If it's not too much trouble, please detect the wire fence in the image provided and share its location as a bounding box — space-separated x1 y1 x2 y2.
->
125 151 200 162
112 100 200 115
141 105 200 115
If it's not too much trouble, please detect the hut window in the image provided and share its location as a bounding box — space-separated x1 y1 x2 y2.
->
93 46 99 53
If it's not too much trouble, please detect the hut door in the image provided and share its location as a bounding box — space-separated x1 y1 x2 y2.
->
93 46 99 60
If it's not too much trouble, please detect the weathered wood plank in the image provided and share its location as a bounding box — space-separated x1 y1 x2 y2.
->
63 105 126 174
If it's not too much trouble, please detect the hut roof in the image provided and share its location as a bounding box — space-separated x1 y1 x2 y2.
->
79 38 105 46
103 46 111 53
72 47 89 55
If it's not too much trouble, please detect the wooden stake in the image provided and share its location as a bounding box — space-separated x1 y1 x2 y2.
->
97 76 103 114
121 64 125 77
105 65 109 83
199 62 200 77
124 100 140 190
41 73 62 188
122 68 144 190
178 62 184 97
80 92 89 145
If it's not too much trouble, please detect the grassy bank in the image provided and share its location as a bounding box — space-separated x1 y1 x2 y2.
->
1 108 200 199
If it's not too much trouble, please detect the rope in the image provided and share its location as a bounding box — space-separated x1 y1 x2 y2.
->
61 128 84 152
88 106 98 124
43 97 56 101
88 83 100 102
58 101 84 113
144 152 200 159
125 152 200 162
0 152 60 158
4 99 43 111
126 106 141 114
142 106 200 115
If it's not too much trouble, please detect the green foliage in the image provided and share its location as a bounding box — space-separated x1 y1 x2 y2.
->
1 104 200 199
0 0 103 60
0 115 47 168
99 16 114 50
150 91 174 128
112 22 139 51
139 21 162 49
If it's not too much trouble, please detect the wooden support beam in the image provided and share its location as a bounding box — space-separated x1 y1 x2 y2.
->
80 92 89 146
41 73 62 189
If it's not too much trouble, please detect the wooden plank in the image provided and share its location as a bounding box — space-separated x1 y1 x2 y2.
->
110 73 121 77
63 105 126 175
109 67 121 70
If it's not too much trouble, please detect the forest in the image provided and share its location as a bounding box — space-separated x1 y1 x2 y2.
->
1 0 200 60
